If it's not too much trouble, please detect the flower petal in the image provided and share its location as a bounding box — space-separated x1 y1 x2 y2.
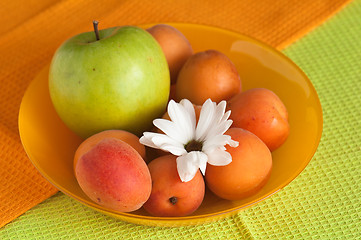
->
205 119 233 140
153 118 183 142
195 100 235 145
151 134 187 156
228 138 239 148
198 154 208 176
140 132 186 156
176 151 208 182
195 99 215 141
203 102 232 139
213 100 227 124
161 145 188 156
221 110 231 122
205 148 233 166
202 134 233 152
167 100 195 144
139 135 158 149
179 99 196 129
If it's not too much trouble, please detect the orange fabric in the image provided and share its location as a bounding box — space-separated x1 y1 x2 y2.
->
0 0 351 228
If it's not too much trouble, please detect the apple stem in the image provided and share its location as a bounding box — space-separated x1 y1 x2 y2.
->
93 20 100 41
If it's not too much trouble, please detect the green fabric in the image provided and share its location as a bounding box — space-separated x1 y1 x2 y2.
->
2 0 361 239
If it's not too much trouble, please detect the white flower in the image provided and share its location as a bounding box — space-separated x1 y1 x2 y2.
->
139 99 239 182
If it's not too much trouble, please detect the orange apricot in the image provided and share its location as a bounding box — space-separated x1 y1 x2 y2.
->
176 49 242 105
205 128 272 200
227 88 289 151
143 155 205 217
168 84 177 102
74 129 146 169
147 24 193 84
75 138 152 212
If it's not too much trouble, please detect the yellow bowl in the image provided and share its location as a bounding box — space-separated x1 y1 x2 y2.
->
18 23 323 227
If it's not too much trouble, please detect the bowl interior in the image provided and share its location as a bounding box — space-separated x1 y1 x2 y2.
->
18 23 323 226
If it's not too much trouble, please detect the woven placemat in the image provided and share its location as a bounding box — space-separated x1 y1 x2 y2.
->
1 0 359 238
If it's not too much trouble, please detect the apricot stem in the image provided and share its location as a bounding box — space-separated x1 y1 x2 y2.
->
93 20 100 41
169 196 178 205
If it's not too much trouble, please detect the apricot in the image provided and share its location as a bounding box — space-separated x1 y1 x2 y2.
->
74 129 146 169
147 24 193 84
176 49 242 105
205 128 272 200
75 138 152 212
143 155 205 217
168 84 177 102
227 88 289 151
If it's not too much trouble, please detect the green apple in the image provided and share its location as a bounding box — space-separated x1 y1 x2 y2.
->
49 22 170 138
